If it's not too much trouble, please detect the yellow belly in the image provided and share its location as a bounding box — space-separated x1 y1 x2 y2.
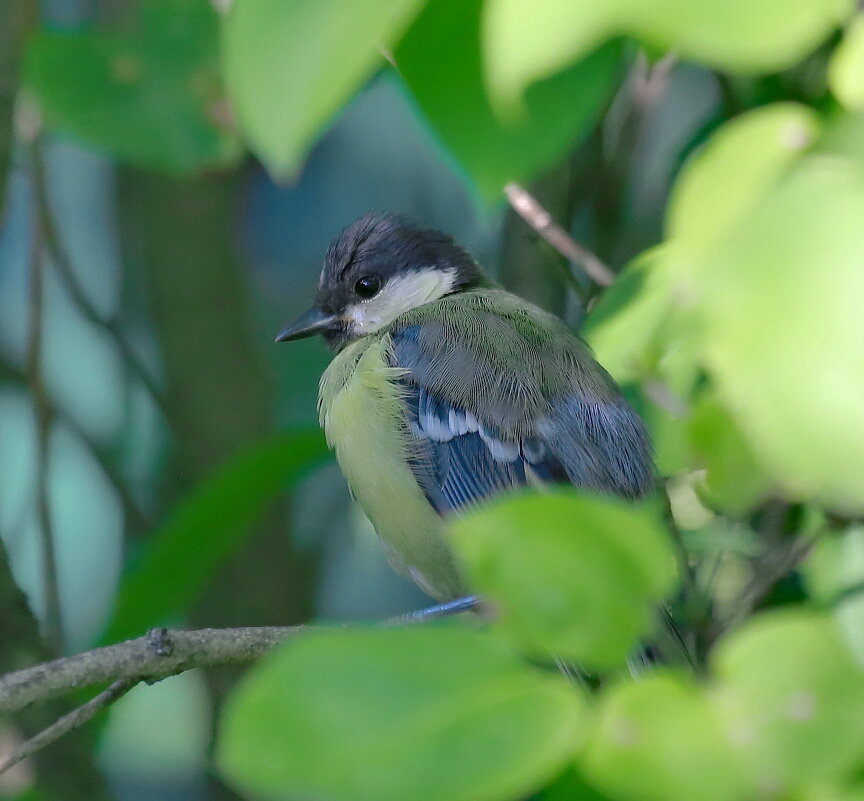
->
318 335 465 600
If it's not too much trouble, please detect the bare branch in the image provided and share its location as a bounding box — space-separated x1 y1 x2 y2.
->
28 141 172 425
0 625 304 714
504 182 615 288
721 533 817 634
630 52 678 112
643 379 690 418
0 679 137 775
26 181 63 654
0 602 477 773
0 352 151 535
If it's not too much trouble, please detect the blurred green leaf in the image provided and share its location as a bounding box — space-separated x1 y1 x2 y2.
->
794 781 864 801
482 0 850 111
24 0 241 172
584 247 673 384
694 152 864 512
539 767 617 801
687 390 772 515
582 672 749 801
448 490 676 669
104 429 328 643
667 103 820 263
395 0 621 203
217 625 586 801
711 609 864 788
645 402 690 478
804 526 864 666
221 0 424 177
584 248 698 478
815 111 864 166
829 15 864 111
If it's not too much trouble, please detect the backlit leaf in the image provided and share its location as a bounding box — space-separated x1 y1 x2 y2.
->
218 625 587 801
448 490 676 669
222 0 425 177
24 0 240 172
396 0 621 203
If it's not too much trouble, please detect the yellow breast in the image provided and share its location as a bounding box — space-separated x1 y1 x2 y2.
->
318 335 465 600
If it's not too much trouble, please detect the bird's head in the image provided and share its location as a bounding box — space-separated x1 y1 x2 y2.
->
275 212 486 349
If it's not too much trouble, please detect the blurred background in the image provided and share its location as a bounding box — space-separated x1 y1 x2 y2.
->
1 0 861 798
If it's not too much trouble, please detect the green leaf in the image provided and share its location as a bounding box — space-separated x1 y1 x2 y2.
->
217 625 587 801
482 0 850 111
448 490 677 669
539 766 617 801
582 672 750 801
804 526 864 666
104 429 328 643
222 0 425 177
583 247 674 383
711 609 864 788
24 0 241 173
583 247 699 478
667 103 820 263
395 0 621 203
687 390 772 515
830 15 864 111
480 0 618 113
794 781 864 801
695 152 864 512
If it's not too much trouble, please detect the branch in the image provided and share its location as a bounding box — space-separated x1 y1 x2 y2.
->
0 678 137 775
26 182 63 654
0 594 480 776
0 351 152 535
0 625 304 714
720 532 816 634
504 182 615 288
0 596 482 715
28 141 172 426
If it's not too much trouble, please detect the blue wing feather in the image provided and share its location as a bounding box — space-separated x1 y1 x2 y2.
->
392 323 652 516
402 382 554 514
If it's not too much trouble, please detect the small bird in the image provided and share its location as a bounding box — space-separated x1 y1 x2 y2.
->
276 213 652 602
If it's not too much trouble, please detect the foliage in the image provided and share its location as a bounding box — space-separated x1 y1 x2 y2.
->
8 0 864 799
395 0 623 201
219 626 586 801
221 0 426 177
103 429 328 643
24 0 241 172
448 491 676 668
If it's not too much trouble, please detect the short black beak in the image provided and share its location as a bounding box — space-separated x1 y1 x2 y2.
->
275 307 339 342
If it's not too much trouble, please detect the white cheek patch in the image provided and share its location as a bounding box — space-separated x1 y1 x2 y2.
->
346 268 457 335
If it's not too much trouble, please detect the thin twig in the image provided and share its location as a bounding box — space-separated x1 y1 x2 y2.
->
504 182 615 288
829 578 864 608
643 379 690 418
631 52 678 112
0 679 137 775
0 352 151 535
28 141 171 425
721 533 817 633
26 181 63 655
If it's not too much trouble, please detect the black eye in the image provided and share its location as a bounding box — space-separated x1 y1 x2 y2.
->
354 275 381 298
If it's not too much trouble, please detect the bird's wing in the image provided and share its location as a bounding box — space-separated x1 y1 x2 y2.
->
389 292 652 515
398 378 566 514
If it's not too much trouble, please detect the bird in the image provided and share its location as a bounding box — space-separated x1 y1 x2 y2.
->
276 212 653 603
